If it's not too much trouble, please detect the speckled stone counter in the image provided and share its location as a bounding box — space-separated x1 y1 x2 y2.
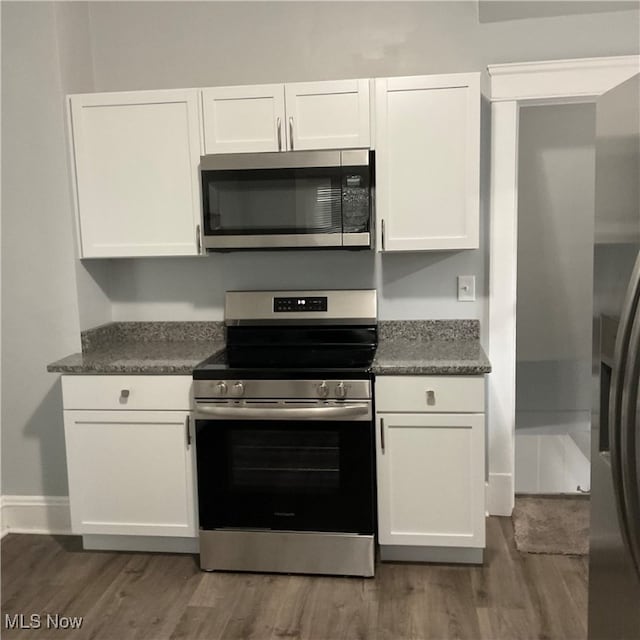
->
48 319 490 376
47 322 225 375
373 320 491 375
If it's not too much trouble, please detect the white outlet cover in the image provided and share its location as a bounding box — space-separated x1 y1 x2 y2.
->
457 275 476 301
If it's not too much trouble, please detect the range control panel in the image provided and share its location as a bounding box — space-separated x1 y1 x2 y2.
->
273 296 328 313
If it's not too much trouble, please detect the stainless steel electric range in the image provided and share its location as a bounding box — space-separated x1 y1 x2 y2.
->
193 290 377 577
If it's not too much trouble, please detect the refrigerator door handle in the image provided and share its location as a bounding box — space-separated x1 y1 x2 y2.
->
609 251 640 577
620 280 640 579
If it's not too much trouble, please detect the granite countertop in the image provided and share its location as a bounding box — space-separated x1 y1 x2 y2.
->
47 322 225 375
372 320 491 375
47 319 491 376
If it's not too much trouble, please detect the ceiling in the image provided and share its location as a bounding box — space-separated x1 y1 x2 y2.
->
478 0 639 23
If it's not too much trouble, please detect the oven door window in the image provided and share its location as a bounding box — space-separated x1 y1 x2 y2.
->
230 428 340 493
202 168 342 236
196 419 374 534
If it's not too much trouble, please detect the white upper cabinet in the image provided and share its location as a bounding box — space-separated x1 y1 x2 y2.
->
69 90 202 258
375 73 481 251
284 79 370 150
201 79 370 154
202 84 286 154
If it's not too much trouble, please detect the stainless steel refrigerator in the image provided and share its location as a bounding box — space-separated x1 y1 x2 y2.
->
589 73 640 639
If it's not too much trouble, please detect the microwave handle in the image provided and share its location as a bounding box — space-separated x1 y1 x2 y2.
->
289 117 294 150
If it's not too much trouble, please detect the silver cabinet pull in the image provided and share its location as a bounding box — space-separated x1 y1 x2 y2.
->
120 389 130 398
381 219 386 251
289 117 294 150
276 117 282 151
426 390 436 405
196 224 201 254
185 415 192 447
380 417 385 453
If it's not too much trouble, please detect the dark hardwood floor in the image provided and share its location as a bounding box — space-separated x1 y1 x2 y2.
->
1 517 588 640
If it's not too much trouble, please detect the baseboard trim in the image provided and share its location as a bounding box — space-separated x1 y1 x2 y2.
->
380 545 484 565
1 495 72 537
82 534 198 554
487 473 514 516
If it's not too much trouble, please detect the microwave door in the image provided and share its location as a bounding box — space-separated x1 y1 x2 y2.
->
201 165 342 249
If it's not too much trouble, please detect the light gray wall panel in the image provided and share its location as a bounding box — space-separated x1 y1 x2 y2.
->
1 2 95 495
516 104 596 418
87 2 640 91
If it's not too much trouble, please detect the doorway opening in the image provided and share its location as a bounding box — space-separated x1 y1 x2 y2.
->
515 103 596 495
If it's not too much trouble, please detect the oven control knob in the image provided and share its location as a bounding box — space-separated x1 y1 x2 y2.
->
231 381 245 397
214 381 228 396
336 382 347 399
317 381 329 398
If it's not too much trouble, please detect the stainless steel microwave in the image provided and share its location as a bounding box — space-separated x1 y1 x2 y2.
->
200 149 373 250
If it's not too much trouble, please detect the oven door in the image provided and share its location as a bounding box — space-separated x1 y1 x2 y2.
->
195 411 375 534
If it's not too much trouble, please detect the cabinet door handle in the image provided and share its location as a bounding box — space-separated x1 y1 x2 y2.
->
381 219 386 251
276 117 282 151
185 415 192 447
426 390 436 405
289 117 294 150
380 417 385 453
196 224 201 255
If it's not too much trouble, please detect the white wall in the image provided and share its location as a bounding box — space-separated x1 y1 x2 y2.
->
109 249 486 322
87 1 640 90
514 103 596 493
53 2 113 332
1 2 96 496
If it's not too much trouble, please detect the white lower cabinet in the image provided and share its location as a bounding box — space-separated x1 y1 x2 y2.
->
375 376 486 563
62 377 196 540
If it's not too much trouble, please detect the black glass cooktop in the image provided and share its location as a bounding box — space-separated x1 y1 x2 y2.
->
193 324 377 380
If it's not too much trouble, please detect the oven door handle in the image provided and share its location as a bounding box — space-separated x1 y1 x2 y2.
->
195 403 370 420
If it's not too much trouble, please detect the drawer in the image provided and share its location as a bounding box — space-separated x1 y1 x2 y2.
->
62 375 192 411
375 375 484 413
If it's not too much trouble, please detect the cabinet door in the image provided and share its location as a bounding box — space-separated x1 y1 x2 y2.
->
70 90 202 258
63 410 196 537
202 84 285 154
285 79 370 150
376 412 485 548
375 74 480 251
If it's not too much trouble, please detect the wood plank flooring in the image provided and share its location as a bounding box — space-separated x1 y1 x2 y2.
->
1 517 588 640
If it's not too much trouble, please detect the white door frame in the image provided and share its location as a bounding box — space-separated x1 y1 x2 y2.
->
486 55 640 515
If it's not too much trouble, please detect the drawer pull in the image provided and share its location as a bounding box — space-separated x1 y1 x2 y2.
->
119 389 130 404
426 390 435 405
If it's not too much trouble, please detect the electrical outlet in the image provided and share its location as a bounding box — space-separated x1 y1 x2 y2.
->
457 275 475 301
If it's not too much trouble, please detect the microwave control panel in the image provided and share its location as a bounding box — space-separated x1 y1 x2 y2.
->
273 296 328 313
